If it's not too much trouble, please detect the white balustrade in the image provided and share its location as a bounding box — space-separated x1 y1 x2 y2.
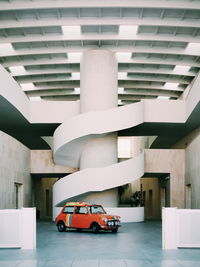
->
0 208 36 249
162 208 200 249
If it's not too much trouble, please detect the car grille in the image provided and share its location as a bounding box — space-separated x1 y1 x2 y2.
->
107 220 120 227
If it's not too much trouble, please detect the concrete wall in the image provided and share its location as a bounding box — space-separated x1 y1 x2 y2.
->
31 150 78 219
172 127 200 209
34 177 57 220
141 177 161 219
31 150 78 174
185 128 200 208
0 131 32 209
118 146 185 211
145 149 185 209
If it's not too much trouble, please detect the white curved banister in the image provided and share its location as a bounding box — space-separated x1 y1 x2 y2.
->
54 101 143 147
53 152 144 207
53 99 185 167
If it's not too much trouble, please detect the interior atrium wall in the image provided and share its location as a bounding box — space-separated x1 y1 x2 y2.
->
145 149 185 209
185 127 200 209
0 130 31 209
141 177 161 219
34 177 57 220
172 127 200 208
31 150 78 174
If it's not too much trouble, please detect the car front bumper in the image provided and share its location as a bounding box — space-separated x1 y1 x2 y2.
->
101 220 121 229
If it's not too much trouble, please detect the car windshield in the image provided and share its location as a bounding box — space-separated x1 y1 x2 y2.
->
90 205 105 214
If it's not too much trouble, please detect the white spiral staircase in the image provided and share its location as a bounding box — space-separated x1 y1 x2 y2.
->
53 99 185 207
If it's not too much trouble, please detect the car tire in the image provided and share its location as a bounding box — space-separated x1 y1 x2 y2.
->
57 221 66 232
111 229 118 233
91 223 100 233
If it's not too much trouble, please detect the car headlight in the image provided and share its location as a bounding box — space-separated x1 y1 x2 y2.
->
102 217 107 223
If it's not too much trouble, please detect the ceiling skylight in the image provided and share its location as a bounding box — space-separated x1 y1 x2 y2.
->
164 83 179 89
67 53 82 61
9 66 25 74
29 96 42 101
157 96 170 99
20 83 35 91
187 43 200 49
74 88 80 94
71 73 80 79
119 25 138 35
118 73 127 79
62 26 81 35
0 43 14 54
116 53 131 61
118 88 125 93
174 65 191 72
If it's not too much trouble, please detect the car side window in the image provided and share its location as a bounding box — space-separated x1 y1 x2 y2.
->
63 206 74 214
75 206 87 214
90 206 104 214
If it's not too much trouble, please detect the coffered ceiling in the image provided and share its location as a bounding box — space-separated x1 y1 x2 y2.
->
0 0 200 105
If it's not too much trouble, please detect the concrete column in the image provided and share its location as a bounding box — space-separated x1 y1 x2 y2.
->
80 49 118 113
80 50 118 206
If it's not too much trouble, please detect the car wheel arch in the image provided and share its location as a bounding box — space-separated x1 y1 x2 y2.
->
90 221 100 227
57 219 65 225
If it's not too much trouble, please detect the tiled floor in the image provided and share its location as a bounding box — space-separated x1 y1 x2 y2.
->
0 221 200 266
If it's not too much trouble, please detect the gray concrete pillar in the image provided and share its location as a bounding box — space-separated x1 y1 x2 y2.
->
80 50 118 206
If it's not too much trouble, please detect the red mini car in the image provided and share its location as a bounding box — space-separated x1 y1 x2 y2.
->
55 202 121 233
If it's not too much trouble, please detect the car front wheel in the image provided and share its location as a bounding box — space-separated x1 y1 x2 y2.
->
91 223 100 233
57 221 66 232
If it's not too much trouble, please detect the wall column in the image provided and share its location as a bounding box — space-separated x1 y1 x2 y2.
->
80 50 118 206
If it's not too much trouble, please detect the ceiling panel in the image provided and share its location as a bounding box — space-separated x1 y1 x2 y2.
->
0 0 199 103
